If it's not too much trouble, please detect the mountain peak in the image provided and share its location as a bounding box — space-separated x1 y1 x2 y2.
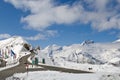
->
81 40 94 46
12 36 27 43
114 39 120 43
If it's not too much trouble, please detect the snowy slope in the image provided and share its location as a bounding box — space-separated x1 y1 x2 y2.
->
0 36 27 48
0 36 29 56
40 42 120 64
36 40 120 72
0 36 31 66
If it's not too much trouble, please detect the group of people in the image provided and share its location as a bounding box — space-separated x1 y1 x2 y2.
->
32 57 39 67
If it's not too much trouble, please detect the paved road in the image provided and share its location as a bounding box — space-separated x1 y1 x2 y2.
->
0 54 46 80
30 53 92 73
0 53 92 80
38 64 92 73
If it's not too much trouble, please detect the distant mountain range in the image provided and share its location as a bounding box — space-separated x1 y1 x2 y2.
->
1 37 120 66
113 39 120 43
39 40 120 66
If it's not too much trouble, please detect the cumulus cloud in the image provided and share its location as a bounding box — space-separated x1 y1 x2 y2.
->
0 34 11 39
4 0 120 31
4 0 82 31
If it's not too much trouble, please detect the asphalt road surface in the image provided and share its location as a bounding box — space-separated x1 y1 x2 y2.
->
0 54 46 80
0 53 92 80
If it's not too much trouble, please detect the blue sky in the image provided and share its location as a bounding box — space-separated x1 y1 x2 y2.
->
0 0 120 48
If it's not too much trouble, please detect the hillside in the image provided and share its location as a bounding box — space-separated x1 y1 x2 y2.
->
39 41 120 64
0 36 27 48
36 40 120 72
0 36 31 66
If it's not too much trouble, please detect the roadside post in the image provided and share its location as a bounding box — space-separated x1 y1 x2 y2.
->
25 62 29 76
32 59 35 67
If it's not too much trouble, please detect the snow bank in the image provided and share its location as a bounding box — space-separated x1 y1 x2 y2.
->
6 71 101 80
6 71 120 80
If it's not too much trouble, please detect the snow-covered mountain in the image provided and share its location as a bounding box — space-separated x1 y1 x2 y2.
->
0 36 31 54
0 36 27 48
0 36 31 64
38 40 120 66
81 40 94 46
113 39 120 43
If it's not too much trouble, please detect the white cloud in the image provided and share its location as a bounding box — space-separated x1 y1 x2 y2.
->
24 34 46 41
4 0 82 31
19 1 82 31
0 31 57 41
4 0 120 31
24 30 57 41
46 30 58 37
0 34 11 39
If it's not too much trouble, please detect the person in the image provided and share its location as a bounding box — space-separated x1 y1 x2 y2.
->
32 58 35 67
42 58 45 64
35 57 38 65
25 63 29 71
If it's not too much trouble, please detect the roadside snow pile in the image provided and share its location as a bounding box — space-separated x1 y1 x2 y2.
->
6 71 120 80
36 40 120 72
6 71 101 80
